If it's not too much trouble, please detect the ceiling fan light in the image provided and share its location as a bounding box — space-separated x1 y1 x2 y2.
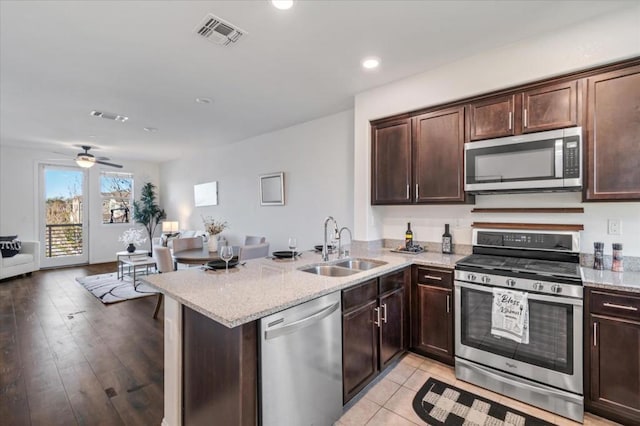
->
76 156 96 168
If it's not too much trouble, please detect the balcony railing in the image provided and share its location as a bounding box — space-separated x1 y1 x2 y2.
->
45 223 83 257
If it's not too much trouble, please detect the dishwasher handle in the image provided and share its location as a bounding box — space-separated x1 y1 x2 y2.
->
264 301 340 340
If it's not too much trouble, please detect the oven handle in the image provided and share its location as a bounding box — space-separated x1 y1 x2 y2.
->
461 359 583 403
454 280 583 306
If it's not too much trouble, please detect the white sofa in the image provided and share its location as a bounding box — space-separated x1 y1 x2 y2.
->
0 240 40 280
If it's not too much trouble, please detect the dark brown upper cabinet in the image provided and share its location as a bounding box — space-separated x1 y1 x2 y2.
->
468 81 578 141
371 108 467 205
584 65 640 201
371 117 412 204
468 94 516 140
522 81 578 133
413 107 466 203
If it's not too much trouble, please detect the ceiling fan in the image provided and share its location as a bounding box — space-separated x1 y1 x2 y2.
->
73 145 123 169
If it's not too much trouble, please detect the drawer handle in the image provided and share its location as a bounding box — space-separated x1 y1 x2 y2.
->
593 322 597 347
603 302 638 312
381 303 387 323
373 307 381 327
423 275 442 281
446 295 450 313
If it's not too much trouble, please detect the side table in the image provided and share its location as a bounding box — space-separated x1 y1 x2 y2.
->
116 250 149 279
119 256 157 284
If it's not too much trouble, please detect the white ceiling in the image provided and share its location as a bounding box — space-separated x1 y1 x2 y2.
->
0 0 635 163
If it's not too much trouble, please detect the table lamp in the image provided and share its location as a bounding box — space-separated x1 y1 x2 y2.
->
161 221 179 246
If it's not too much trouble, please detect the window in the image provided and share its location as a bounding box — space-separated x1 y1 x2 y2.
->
101 172 133 224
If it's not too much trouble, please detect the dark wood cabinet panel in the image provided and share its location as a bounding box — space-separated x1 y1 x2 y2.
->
411 266 454 365
522 81 578 133
586 289 640 424
413 107 466 203
379 288 405 369
585 65 640 201
371 118 412 204
468 95 515 141
413 285 453 364
342 268 409 403
342 300 379 404
183 307 257 426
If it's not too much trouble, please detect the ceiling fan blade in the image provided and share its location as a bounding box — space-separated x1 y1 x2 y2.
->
95 159 123 168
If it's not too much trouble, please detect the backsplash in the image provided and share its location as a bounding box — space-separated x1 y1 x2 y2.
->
354 239 640 273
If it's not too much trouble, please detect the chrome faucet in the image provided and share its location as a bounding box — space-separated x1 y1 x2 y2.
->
338 227 352 259
322 216 339 261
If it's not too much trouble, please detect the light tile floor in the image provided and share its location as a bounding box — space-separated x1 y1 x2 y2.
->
336 352 622 426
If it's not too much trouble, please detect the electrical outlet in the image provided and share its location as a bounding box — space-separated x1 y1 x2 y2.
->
607 219 621 235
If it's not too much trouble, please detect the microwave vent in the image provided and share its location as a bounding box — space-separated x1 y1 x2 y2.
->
194 13 246 46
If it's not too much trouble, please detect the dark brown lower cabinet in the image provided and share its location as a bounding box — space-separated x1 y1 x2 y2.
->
411 265 454 365
342 268 409 404
183 307 258 426
586 288 640 425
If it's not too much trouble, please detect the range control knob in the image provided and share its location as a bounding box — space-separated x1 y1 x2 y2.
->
551 284 563 294
467 274 477 281
481 276 491 284
506 279 516 287
533 282 544 291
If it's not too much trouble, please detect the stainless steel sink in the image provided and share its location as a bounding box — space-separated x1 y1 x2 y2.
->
334 258 387 271
300 265 359 277
300 258 387 277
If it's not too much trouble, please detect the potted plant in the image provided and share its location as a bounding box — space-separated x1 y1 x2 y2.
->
118 228 147 253
133 182 166 254
202 216 228 252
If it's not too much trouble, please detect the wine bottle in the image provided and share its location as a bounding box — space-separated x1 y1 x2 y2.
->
405 222 413 250
442 224 452 254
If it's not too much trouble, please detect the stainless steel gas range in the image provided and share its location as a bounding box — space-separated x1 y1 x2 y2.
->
454 227 584 422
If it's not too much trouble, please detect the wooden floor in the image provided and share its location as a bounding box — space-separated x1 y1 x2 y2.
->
0 263 164 426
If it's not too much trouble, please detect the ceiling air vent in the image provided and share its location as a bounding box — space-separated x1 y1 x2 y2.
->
194 13 246 46
90 111 128 122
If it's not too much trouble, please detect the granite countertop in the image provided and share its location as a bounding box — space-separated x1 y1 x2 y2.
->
141 248 465 328
582 267 640 294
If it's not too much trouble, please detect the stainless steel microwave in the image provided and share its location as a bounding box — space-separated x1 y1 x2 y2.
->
464 127 582 193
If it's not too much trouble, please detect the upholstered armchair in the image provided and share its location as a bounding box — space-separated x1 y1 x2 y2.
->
0 240 40 280
239 242 270 261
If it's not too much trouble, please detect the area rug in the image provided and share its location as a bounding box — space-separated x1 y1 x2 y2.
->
76 272 158 304
412 378 554 426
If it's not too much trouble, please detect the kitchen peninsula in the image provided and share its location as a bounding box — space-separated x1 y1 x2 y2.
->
142 249 462 426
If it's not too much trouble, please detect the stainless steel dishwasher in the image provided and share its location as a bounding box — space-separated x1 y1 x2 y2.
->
260 291 342 426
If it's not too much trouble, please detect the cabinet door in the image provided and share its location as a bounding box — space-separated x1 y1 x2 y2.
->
413 285 453 365
371 118 412 204
379 287 405 369
585 65 640 200
468 95 515 140
522 81 578 133
413 107 466 203
342 300 379 403
589 315 640 423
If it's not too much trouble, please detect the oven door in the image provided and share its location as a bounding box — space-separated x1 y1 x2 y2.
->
454 280 583 394
464 128 581 192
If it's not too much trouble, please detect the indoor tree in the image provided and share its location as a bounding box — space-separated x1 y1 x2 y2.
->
133 182 166 253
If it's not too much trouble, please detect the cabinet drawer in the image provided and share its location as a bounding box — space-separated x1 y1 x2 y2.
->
590 290 640 321
379 269 406 294
415 266 453 289
343 279 377 312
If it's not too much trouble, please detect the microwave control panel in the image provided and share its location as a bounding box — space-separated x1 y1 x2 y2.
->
563 137 580 179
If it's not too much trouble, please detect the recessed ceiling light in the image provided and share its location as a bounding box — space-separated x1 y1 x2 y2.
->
362 57 381 70
195 97 213 104
271 0 294 10
143 127 158 132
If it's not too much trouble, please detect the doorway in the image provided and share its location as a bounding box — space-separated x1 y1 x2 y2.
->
39 164 89 268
